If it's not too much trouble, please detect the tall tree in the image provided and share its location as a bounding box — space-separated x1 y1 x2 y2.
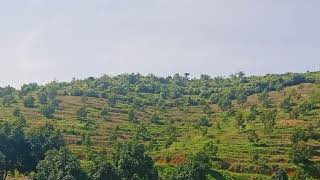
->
112 141 158 179
34 148 85 180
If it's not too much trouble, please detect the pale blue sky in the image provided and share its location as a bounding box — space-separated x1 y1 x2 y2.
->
1 0 320 87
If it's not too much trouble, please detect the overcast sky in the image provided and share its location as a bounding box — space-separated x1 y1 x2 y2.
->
1 0 320 87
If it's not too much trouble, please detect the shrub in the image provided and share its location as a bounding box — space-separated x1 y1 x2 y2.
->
24 95 35 108
271 169 288 180
289 141 313 163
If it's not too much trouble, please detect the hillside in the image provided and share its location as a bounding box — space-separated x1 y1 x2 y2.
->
1 71 320 179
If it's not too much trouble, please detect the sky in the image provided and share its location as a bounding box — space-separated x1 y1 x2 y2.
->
1 0 320 87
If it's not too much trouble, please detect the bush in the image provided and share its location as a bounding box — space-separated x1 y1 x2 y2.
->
169 152 211 180
24 95 35 108
271 169 288 180
112 141 158 179
12 107 21 117
248 131 260 144
291 129 309 143
76 105 88 120
289 141 313 163
88 158 119 180
41 105 55 119
34 148 85 180
2 95 16 107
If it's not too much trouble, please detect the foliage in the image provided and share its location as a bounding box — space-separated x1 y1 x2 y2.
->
34 148 85 180
77 105 88 120
88 157 119 180
112 141 158 179
135 124 151 141
291 129 310 143
12 107 21 117
280 96 293 112
165 125 177 147
27 124 64 170
150 113 163 125
2 95 16 107
235 111 245 130
201 141 218 161
271 169 288 180
196 116 212 128
23 95 35 108
41 104 56 118
0 122 31 177
38 93 48 105
247 131 260 144
101 106 109 117
289 141 313 163
260 109 277 133
258 92 271 108
169 152 211 180
128 108 136 122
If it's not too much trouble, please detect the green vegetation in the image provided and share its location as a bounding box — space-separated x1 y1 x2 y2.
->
0 71 320 179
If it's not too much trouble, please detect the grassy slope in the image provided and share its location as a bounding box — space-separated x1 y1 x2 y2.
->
1 83 320 179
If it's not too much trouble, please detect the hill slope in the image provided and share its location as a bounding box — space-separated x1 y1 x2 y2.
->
1 72 320 179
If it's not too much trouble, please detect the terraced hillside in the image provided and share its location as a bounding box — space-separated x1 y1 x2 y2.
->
1 72 320 179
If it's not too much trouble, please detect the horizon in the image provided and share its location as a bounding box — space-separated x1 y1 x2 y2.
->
1 0 320 87
2 70 319 89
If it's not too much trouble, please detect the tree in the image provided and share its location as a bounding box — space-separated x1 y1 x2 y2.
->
101 106 109 117
289 141 313 163
289 107 300 119
271 169 288 180
150 113 162 125
201 141 218 161
16 115 26 126
196 116 211 128
2 95 16 107
247 131 260 144
38 93 48 105
0 151 6 179
12 108 21 117
76 105 88 120
218 96 232 111
23 95 35 108
135 124 151 141
258 92 271 108
41 105 55 119
260 109 277 134
291 129 309 143
128 108 136 122
34 148 85 180
88 157 119 180
157 97 166 108
237 92 247 105
235 111 245 130
28 124 64 169
246 105 257 122
165 125 177 147
148 138 160 151
209 93 222 104
19 83 39 97
170 152 211 180
112 141 158 179
280 96 293 112
80 133 92 146
0 122 31 179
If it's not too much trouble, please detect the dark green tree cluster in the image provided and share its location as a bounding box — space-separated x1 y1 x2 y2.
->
168 141 218 180
0 122 64 179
